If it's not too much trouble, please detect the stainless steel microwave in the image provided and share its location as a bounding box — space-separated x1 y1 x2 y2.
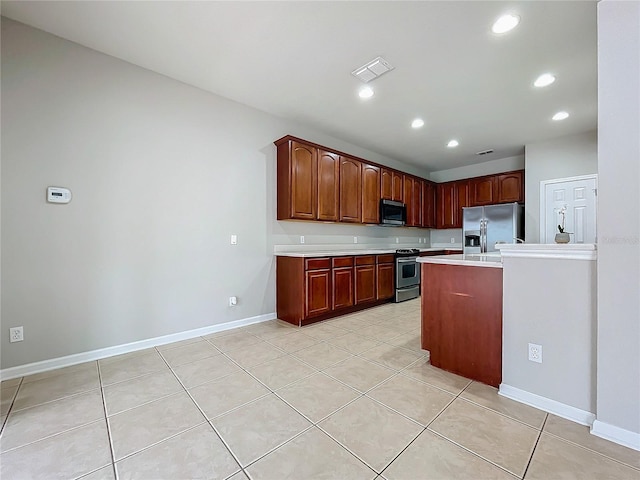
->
379 199 406 226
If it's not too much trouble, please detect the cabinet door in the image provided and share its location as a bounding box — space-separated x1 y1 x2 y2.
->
422 181 436 228
412 178 423 226
362 163 381 224
376 263 395 300
403 176 415 226
381 168 393 200
317 150 340 221
355 265 376 304
339 157 362 222
392 171 404 202
454 180 470 228
332 267 354 310
497 171 524 203
305 269 331 318
469 176 497 206
289 141 317 220
436 182 456 228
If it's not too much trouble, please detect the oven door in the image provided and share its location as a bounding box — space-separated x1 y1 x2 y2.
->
396 257 420 289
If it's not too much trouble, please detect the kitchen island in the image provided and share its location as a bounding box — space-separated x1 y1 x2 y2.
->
418 254 503 387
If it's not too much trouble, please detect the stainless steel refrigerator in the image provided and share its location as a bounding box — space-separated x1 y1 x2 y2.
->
463 203 524 254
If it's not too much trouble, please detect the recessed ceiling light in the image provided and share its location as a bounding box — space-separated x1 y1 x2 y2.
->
358 86 374 99
492 14 520 34
447 140 459 148
534 73 556 88
411 118 424 129
552 111 569 121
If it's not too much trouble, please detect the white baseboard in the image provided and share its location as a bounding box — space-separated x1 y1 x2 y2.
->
0 312 276 381
591 420 640 452
499 384 596 426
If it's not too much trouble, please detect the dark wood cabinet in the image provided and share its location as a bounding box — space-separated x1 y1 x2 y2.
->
469 170 524 207
376 254 395 300
497 171 524 203
355 256 376 305
277 140 317 220
436 180 468 229
422 180 436 228
317 150 340 221
381 168 393 200
403 175 422 226
332 257 354 310
469 176 497 206
305 261 331 318
340 157 362 223
392 171 403 202
421 263 503 387
362 163 381 224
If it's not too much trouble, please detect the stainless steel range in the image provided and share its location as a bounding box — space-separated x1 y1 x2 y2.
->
395 248 420 302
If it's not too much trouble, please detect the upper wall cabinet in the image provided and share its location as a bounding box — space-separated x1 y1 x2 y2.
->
362 163 381 224
436 180 468 229
339 156 362 223
276 140 318 220
422 180 436 228
317 150 340 221
381 168 404 202
469 170 524 207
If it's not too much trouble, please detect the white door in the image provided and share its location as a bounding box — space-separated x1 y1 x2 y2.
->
540 175 597 244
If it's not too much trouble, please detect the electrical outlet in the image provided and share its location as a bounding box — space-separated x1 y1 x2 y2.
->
10 327 23 343
300 236 305 244
229 296 237 306
528 343 543 363
396 237 399 244
353 236 358 244
230 235 237 245
450 237 456 244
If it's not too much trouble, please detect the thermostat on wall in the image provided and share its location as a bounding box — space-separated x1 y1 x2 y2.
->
47 186 72 204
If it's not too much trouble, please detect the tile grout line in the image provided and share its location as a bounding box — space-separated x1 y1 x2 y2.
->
96 360 118 479
520 413 548 479
0 377 24 435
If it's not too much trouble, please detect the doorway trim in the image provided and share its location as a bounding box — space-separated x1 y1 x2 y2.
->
539 174 598 244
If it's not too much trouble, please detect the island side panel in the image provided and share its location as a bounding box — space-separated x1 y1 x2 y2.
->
421 263 503 387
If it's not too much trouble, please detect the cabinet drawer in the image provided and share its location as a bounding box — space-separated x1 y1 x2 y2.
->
332 256 354 268
376 254 395 264
355 255 376 266
305 258 330 270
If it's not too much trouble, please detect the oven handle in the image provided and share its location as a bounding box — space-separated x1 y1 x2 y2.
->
397 257 418 263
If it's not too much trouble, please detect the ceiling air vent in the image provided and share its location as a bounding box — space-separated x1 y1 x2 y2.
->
475 149 494 156
351 57 394 83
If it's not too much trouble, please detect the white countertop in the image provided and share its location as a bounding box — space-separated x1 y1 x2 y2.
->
417 253 503 268
275 247 462 258
497 243 597 260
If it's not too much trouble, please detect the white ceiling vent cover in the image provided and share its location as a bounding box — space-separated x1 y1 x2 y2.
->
476 149 495 156
352 57 394 83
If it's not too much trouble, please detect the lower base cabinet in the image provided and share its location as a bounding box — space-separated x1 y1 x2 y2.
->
277 254 395 326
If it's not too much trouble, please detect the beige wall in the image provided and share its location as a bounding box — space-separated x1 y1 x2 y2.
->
524 131 598 243
429 155 524 183
0 19 428 369
595 0 640 440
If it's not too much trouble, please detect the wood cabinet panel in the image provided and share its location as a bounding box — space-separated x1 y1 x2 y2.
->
376 254 395 264
412 177 423 226
355 255 376 266
305 269 331 318
436 182 456 229
339 157 362 223
317 150 340 221
277 140 317 220
362 163 381 224
422 181 436 228
392 172 404 202
332 267 354 310
497 171 524 203
456 180 469 227
332 257 354 268
403 176 418 226
469 176 497 206
355 265 376 304
376 263 395 300
421 263 503 387
305 258 330 270
381 168 393 200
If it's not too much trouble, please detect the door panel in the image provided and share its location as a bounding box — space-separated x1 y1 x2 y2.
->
317 150 340 221
542 176 597 243
333 267 354 310
340 157 362 222
290 142 317 219
362 164 381 224
355 265 376 304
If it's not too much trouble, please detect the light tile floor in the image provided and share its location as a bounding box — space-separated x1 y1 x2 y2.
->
1 299 638 479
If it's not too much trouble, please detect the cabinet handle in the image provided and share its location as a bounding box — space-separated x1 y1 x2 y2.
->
450 292 472 297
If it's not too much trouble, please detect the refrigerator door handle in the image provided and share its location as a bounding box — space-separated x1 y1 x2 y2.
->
480 220 485 253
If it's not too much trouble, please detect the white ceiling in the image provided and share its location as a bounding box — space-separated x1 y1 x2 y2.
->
1 1 598 172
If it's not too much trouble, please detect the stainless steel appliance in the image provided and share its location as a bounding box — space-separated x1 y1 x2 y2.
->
380 199 406 226
395 248 420 302
463 203 524 254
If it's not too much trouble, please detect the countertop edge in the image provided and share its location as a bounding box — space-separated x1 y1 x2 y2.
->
274 247 462 258
497 243 597 261
417 254 503 269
